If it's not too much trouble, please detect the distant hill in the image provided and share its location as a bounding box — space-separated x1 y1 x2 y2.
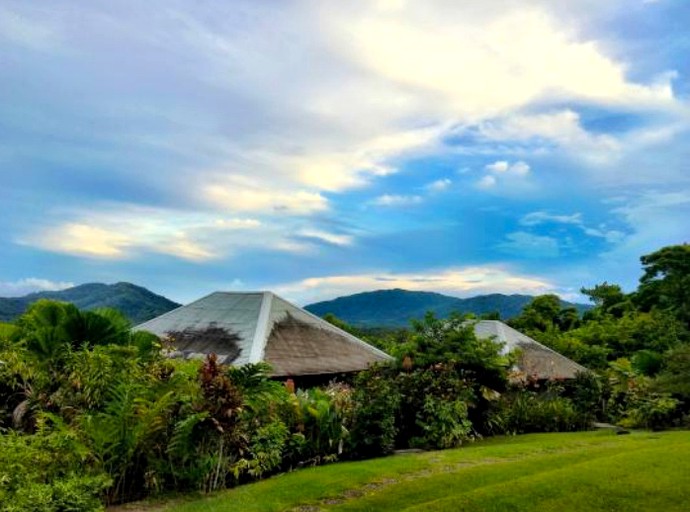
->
305 289 591 328
0 282 181 324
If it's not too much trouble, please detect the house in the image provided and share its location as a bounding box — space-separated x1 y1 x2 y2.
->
134 291 393 378
472 320 587 381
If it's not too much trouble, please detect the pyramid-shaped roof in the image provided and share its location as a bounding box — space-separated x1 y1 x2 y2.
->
134 291 393 376
472 320 588 380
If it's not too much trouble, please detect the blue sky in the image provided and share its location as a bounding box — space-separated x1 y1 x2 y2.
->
1 0 688 305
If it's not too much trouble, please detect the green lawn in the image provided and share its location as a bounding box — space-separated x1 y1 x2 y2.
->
122 430 690 512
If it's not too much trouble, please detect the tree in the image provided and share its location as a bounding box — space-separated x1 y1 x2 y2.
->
635 244 690 326
581 282 632 319
509 294 563 333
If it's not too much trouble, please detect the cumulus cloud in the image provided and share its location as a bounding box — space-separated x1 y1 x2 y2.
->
3 0 682 234
274 265 555 305
485 160 531 176
477 160 531 189
477 110 623 164
3 0 688 302
0 278 74 297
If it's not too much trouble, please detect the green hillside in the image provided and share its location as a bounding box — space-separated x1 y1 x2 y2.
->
305 288 590 327
0 282 180 324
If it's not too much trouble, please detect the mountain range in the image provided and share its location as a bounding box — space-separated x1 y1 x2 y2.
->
1 283 590 329
0 282 181 324
304 288 591 328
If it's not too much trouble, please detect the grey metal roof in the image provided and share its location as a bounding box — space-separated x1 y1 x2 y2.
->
472 320 588 380
134 291 393 374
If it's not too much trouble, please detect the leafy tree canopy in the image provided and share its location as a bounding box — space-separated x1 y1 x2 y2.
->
635 244 690 326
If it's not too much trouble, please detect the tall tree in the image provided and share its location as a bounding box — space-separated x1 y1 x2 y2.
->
635 244 690 326
580 282 631 319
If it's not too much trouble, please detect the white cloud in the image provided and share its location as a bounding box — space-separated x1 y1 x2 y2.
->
477 110 622 164
331 3 675 119
214 218 262 229
204 176 329 215
605 191 690 261
477 160 531 189
477 175 497 189
4 0 687 273
521 211 583 226
425 178 452 192
0 278 74 297
14 0 674 219
371 194 423 207
297 229 354 247
19 206 280 261
520 210 626 244
274 265 555 305
485 160 531 176
582 227 626 244
499 232 560 258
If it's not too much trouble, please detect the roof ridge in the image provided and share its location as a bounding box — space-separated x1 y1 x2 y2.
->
249 292 274 363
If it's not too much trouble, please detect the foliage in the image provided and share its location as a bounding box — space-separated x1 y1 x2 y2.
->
563 371 606 423
397 312 511 390
0 415 111 512
654 343 690 397
580 282 632 319
395 364 474 449
306 289 587 329
2 241 688 508
488 388 586 435
618 394 680 430
349 367 400 458
0 282 180 324
635 244 690 327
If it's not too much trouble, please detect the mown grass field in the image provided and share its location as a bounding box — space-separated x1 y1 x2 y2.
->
120 430 690 512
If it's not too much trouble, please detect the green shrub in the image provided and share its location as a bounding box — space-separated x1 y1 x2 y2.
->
349 367 400 458
564 371 606 423
0 419 111 512
488 390 587 434
619 394 680 430
395 364 474 449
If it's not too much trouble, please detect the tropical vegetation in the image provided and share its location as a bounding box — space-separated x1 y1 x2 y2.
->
0 244 688 510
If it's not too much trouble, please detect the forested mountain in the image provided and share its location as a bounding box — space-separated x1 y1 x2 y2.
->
0 282 180 324
305 288 590 327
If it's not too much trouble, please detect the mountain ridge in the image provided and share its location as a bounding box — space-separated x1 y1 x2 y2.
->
0 282 181 324
304 288 591 328
1 284 592 329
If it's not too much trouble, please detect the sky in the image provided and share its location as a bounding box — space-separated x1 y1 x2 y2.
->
1 0 689 306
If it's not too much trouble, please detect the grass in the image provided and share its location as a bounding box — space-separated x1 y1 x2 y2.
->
117 430 690 512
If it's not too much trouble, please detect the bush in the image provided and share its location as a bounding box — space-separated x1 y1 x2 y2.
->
488 389 588 434
564 371 606 424
619 394 680 430
349 367 400 458
395 364 474 449
0 418 111 512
